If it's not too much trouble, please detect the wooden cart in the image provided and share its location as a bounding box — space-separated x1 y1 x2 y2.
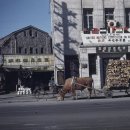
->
103 59 130 97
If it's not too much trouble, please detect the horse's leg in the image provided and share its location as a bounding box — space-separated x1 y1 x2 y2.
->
91 81 96 96
88 88 92 99
72 90 77 100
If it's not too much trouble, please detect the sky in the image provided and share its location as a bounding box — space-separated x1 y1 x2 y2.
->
0 0 51 38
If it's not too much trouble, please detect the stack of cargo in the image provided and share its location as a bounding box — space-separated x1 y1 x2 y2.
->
106 60 130 89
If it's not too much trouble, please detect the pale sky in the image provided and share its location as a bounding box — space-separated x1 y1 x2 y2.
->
0 0 51 38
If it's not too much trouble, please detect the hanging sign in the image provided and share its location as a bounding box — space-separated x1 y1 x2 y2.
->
96 46 128 53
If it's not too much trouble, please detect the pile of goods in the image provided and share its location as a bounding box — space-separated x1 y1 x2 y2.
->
106 60 130 88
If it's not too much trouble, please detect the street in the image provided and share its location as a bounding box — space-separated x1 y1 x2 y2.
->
0 96 130 130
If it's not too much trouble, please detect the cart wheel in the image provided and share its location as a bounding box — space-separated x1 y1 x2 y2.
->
126 88 130 96
103 86 113 98
35 91 44 100
34 91 40 99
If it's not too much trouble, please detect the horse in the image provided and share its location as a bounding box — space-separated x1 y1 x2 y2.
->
57 77 94 101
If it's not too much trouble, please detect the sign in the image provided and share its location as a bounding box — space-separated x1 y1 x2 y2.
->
96 46 128 53
3 55 54 71
81 32 130 45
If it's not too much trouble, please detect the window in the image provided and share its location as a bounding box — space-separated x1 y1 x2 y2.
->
105 8 114 27
37 58 42 62
24 31 26 37
0 47 1 54
41 48 43 54
16 59 21 62
126 8 130 27
44 58 49 62
8 59 14 63
35 32 38 37
31 58 35 62
30 47 33 54
29 30 32 36
23 59 28 62
25 48 27 54
83 8 93 29
18 47 22 54
35 48 38 54
89 54 97 75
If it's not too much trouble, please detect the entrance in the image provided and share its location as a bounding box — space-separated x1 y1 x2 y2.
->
64 55 79 79
57 70 65 85
5 71 18 93
4 69 53 92
31 71 54 91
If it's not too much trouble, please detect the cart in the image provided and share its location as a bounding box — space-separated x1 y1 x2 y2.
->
33 77 63 100
103 59 130 97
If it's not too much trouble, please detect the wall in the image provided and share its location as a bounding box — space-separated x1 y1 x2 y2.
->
1 26 52 55
51 0 130 86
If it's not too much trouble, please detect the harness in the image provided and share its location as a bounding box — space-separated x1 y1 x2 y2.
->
71 77 92 90
71 77 77 90
60 77 77 95
60 89 66 95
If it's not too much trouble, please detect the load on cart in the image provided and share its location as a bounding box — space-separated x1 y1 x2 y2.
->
103 59 130 97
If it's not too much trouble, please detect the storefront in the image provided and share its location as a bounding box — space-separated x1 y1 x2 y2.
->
1 54 54 92
79 26 130 89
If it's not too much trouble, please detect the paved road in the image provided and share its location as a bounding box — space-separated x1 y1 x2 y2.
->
0 97 130 130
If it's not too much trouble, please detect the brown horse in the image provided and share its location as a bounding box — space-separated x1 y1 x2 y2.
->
57 77 94 101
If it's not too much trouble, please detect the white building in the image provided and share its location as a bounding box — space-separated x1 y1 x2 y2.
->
50 0 130 89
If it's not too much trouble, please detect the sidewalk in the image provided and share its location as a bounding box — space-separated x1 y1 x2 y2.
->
0 92 60 103
0 92 35 103
0 90 129 104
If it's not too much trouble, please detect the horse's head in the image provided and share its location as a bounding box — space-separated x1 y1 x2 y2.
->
57 89 65 101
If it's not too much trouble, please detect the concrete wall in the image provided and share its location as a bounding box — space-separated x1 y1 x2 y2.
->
51 0 130 86
51 0 82 56
51 0 130 57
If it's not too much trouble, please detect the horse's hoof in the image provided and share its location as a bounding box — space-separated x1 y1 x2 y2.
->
57 96 64 101
72 97 77 100
87 96 91 99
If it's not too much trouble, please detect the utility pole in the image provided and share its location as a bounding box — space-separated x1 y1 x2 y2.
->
81 0 83 30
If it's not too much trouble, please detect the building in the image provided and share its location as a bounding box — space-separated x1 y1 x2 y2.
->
0 25 53 92
50 0 130 89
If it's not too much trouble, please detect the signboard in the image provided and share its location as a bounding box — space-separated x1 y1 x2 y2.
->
3 55 54 71
81 32 130 45
96 46 128 53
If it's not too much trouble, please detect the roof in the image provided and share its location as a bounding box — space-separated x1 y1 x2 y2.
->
0 25 50 46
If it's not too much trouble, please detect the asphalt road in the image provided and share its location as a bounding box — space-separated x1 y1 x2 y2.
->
0 97 130 130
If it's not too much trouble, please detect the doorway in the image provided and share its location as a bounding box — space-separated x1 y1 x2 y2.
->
64 55 79 79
